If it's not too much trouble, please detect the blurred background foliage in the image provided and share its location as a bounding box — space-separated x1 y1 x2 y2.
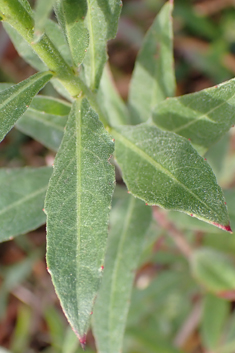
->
1 0 235 352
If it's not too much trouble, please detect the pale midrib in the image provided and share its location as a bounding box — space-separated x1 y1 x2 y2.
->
75 101 82 322
0 72 50 110
113 129 213 214
172 93 235 133
20 109 65 131
0 185 48 216
108 197 135 351
86 1 96 89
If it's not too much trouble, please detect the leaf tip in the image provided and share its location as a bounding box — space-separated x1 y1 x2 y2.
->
79 335 87 350
212 222 233 233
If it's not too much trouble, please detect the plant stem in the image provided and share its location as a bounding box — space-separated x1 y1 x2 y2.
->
0 0 109 127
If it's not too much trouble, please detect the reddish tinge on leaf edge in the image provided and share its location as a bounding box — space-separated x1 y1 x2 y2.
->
212 222 232 233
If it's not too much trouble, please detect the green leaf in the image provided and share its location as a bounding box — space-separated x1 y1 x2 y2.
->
112 124 231 231
34 0 55 42
98 65 130 126
201 293 229 351
128 1 175 124
45 98 115 342
191 248 235 293
0 71 53 142
16 96 71 151
93 196 152 353
0 167 52 242
83 0 122 90
152 78 235 150
54 0 89 67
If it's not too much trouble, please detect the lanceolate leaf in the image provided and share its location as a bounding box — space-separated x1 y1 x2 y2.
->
93 196 152 353
112 124 231 231
54 0 89 66
34 0 55 42
152 78 235 149
0 71 53 142
0 167 52 242
16 96 71 151
45 98 115 343
128 1 175 124
83 0 122 90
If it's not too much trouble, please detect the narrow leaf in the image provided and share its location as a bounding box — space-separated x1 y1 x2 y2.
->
54 0 89 66
128 1 175 124
34 0 55 42
16 96 71 151
83 0 122 90
191 248 235 293
201 293 229 351
45 98 115 342
93 195 152 353
0 167 52 242
152 78 235 149
98 65 130 126
0 71 53 142
112 124 231 231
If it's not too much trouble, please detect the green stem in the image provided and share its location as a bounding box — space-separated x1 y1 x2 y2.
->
0 0 109 127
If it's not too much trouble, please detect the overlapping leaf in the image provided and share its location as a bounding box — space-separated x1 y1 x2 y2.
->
0 167 52 242
93 195 152 353
128 1 175 124
54 0 89 67
112 124 231 231
0 71 53 142
152 78 235 149
34 0 55 42
16 96 71 151
83 0 122 90
45 98 115 342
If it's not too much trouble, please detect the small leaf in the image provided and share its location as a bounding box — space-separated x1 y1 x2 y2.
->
128 1 175 124
34 0 55 42
191 248 235 293
152 78 235 149
45 98 115 341
201 293 229 351
0 71 53 142
98 65 130 126
112 124 231 231
54 0 89 67
93 195 152 353
0 167 52 242
83 0 122 90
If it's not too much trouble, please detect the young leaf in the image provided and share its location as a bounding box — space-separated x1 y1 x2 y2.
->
83 0 122 90
93 196 152 353
191 248 235 293
152 78 235 150
54 0 89 67
112 124 231 231
0 167 52 243
16 95 71 151
128 1 175 124
201 293 229 351
34 0 55 42
97 65 130 126
45 98 115 343
0 71 53 142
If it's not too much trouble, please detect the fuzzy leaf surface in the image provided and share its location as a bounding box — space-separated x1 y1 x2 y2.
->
93 196 151 353
128 1 175 124
191 249 235 294
45 99 115 340
152 78 235 149
83 0 122 90
0 71 53 142
16 96 71 151
112 124 230 231
0 167 52 242
54 0 89 66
